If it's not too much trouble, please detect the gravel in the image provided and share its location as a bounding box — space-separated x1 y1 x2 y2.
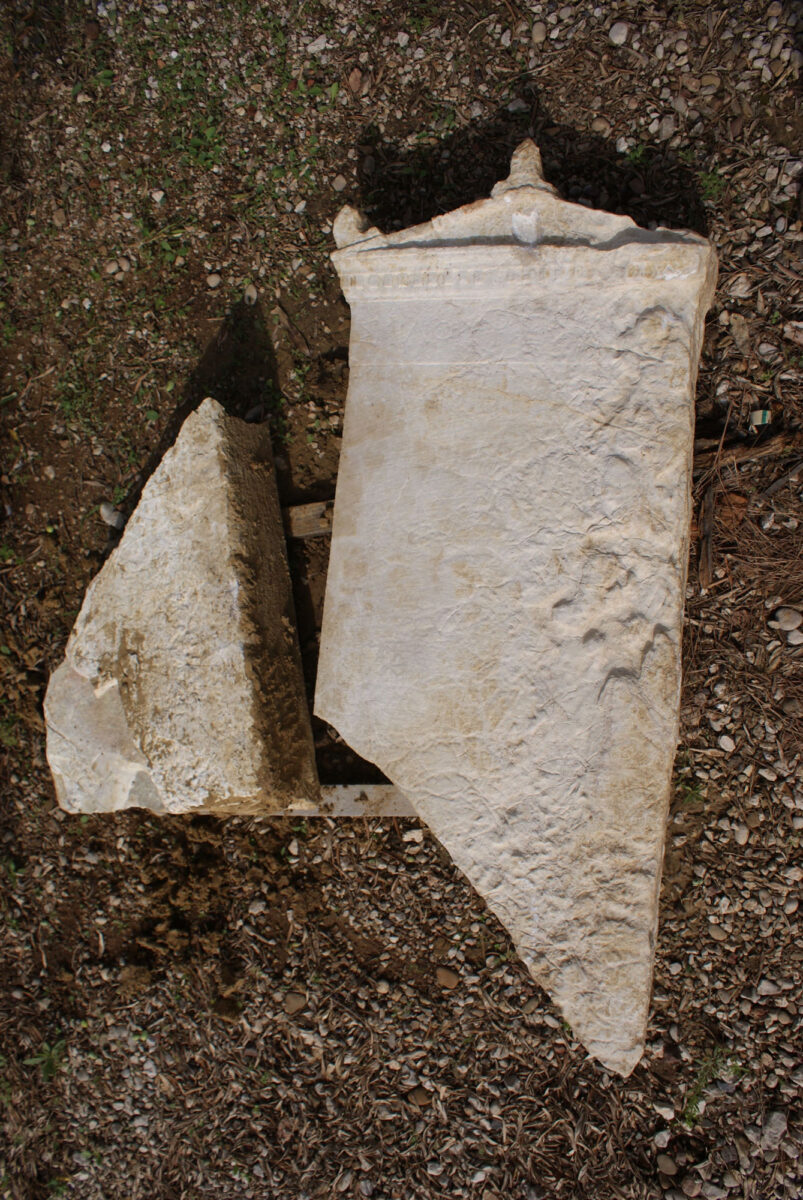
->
0 0 801 1198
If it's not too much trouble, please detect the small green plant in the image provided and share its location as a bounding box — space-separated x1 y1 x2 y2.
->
681 1047 742 1126
3 859 23 885
179 122 224 169
0 718 18 749
699 170 725 201
677 780 704 806
0 1058 11 1107
626 143 647 166
24 1038 66 1082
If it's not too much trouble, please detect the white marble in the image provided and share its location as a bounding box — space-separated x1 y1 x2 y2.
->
45 398 318 816
316 141 717 1075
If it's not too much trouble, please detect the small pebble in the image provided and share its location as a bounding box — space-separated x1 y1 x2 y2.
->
733 823 749 846
99 501 125 530
761 1109 787 1152
591 116 611 135
151 189 165 203
728 274 752 298
718 734 735 752
787 629 803 645
332 174 347 192
658 114 676 140
700 72 721 92
244 283 258 306
532 20 547 44
609 21 629 46
206 273 222 288
657 1154 678 1176
774 606 802 631
435 967 459 989
104 259 119 275
53 207 67 229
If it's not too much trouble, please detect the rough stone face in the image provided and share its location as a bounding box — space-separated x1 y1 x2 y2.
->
315 141 717 1075
45 397 319 815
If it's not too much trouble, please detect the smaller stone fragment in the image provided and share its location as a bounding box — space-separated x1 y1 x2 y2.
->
657 1155 678 1176
45 398 318 815
609 21 629 45
532 20 547 44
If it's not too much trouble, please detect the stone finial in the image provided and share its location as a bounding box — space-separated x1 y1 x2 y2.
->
491 138 559 197
332 205 381 249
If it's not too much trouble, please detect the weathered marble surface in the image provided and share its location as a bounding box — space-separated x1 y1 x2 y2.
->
316 141 717 1075
45 398 319 815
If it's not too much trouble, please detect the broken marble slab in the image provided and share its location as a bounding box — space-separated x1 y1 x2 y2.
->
315 140 718 1075
45 397 319 816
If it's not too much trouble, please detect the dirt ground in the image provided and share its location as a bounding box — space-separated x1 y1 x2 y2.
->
0 1 801 1197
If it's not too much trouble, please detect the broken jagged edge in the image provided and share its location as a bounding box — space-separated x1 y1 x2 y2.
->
316 140 717 1075
45 397 319 815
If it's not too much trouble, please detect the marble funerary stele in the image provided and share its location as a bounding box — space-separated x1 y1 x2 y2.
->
315 141 718 1075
